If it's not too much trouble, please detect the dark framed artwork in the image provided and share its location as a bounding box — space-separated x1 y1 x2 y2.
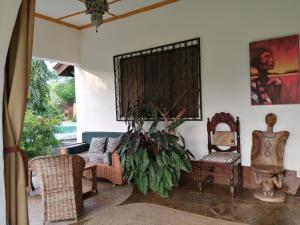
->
249 35 300 105
113 38 202 120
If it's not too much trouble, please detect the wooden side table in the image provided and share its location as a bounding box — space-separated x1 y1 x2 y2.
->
83 163 97 193
296 186 300 202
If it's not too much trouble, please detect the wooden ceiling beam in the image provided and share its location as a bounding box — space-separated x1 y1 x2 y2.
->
107 12 117 17
108 0 122 5
57 10 86 21
79 0 178 30
35 13 81 30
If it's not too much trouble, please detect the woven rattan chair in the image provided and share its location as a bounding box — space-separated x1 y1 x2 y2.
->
30 155 86 224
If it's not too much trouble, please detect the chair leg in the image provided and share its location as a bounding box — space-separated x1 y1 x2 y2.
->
209 166 214 184
238 163 243 190
230 166 234 198
198 163 202 192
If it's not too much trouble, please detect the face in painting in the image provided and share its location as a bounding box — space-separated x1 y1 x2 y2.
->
258 51 275 70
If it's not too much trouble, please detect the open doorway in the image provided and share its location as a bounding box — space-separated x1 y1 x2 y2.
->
21 58 76 159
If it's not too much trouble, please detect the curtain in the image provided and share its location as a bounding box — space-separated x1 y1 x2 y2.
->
3 0 35 224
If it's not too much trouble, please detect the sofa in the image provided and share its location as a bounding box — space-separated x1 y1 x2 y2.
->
58 131 124 185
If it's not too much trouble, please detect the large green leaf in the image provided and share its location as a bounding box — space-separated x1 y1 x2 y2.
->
155 166 163 185
121 155 126 173
156 154 165 168
161 151 170 165
148 120 159 134
171 152 189 172
127 170 134 182
172 142 186 154
140 149 149 173
136 117 144 132
185 149 195 159
128 154 136 172
157 132 168 149
122 130 133 145
165 133 179 143
136 174 148 195
167 118 185 131
158 180 169 198
180 134 186 148
128 133 140 153
133 148 142 165
182 157 192 172
148 164 157 192
172 168 181 186
163 168 173 189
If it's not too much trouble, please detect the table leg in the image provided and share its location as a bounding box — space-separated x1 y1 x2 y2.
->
91 167 97 193
198 163 202 192
230 166 234 198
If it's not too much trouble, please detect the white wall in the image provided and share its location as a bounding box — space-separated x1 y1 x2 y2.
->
76 0 300 171
33 18 80 64
0 0 22 223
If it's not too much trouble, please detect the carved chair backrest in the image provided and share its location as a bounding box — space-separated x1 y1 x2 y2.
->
207 112 240 153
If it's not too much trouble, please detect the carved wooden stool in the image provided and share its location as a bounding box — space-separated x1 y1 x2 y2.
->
251 113 289 202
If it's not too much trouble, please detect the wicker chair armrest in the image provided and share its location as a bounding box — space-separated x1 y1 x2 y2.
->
72 155 86 185
112 151 121 170
58 143 90 155
111 150 124 184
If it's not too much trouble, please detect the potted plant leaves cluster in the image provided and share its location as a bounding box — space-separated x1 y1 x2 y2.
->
118 101 193 198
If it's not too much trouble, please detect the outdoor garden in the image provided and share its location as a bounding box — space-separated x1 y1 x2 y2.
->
21 59 76 159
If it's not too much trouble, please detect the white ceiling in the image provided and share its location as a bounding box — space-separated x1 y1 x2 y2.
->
36 0 85 19
35 0 166 28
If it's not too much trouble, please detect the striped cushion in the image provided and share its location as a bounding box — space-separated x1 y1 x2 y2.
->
202 152 240 163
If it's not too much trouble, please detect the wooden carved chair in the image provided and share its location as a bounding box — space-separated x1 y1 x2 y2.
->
198 112 242 197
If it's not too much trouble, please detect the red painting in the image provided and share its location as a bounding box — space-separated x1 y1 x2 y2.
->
249 35 300 105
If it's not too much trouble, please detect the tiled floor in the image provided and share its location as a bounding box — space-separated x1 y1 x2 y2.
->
124 181 300 225
29 179 300 225
28 180 133 225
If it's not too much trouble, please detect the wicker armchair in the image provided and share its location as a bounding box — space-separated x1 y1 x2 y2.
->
30 155 86 224
58 131 125 185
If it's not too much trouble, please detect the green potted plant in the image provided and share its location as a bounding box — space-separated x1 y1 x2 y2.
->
118 102 193 198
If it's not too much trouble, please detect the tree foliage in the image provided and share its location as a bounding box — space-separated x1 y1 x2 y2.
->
22 59 62 159
21 110 60 159
52 79 75 106
27 59 55 115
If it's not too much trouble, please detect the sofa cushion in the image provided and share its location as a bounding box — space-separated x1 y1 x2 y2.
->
201 152 240 163
106 135 122 153
78 152 109 164
88 137 106 153
77 152 90 162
